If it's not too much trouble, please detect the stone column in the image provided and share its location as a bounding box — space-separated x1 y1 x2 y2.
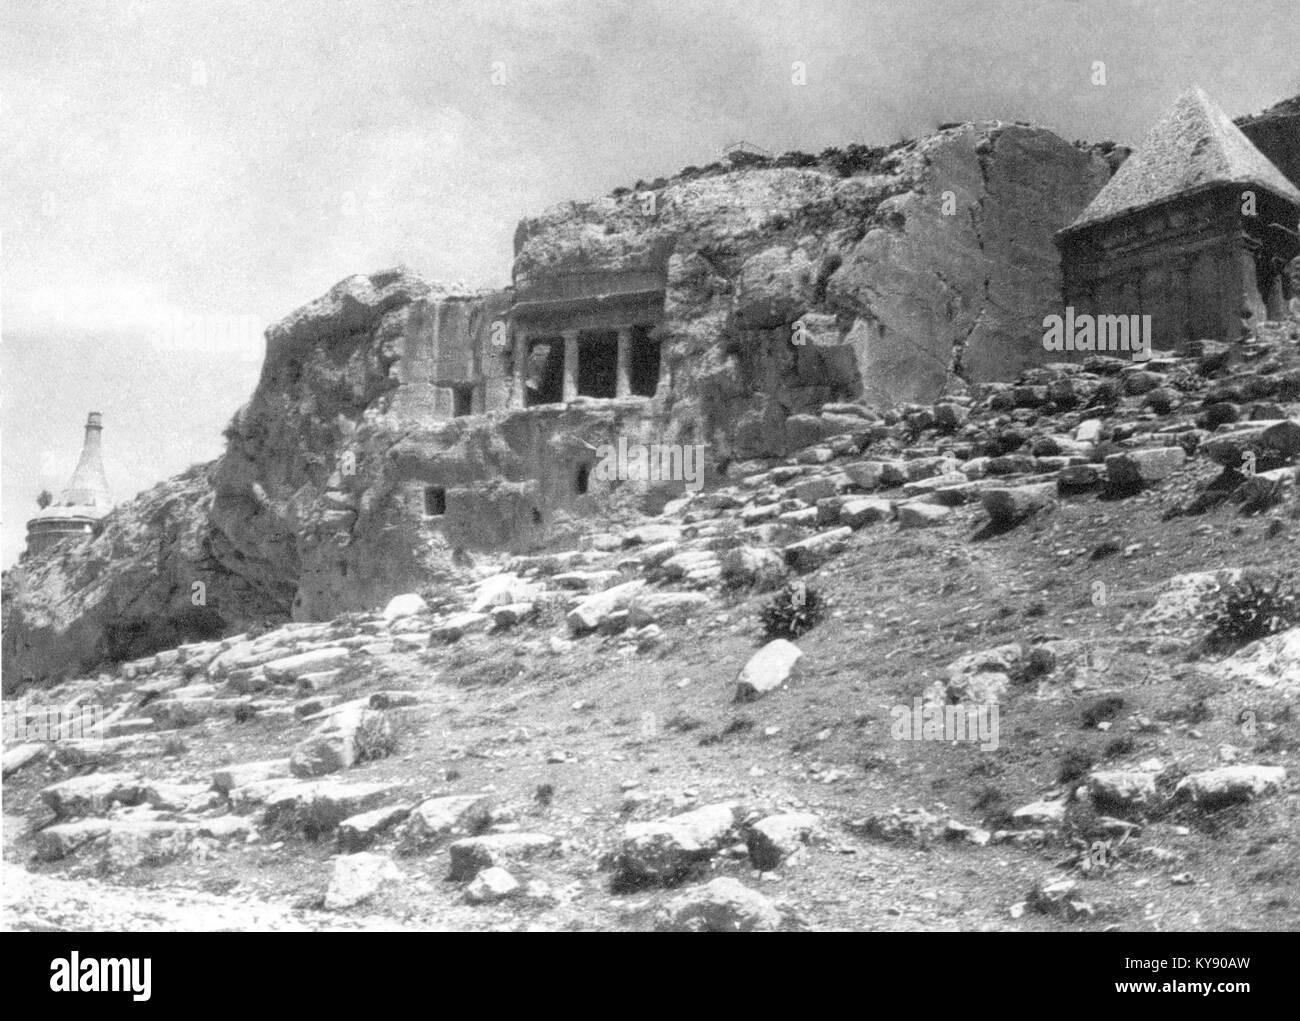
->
562 329 580 402
1237 246 1267 334
615 326 632 398
512 326 528 407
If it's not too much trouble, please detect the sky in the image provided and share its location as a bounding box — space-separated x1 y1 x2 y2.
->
3 0 1298 566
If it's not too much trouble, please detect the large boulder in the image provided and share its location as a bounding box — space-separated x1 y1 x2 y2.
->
617 802 741 886
1174 766 1286 808
654 877 782 932
746 812 821 870
324 852 403 910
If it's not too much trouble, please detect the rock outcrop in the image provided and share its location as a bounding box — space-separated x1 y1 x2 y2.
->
4 119 1116 684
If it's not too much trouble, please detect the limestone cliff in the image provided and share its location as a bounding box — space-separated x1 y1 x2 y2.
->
515 121 1112 451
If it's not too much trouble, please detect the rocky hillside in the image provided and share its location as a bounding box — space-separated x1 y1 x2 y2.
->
4 321 1298 930
1 463 285 684
2 120 1119 687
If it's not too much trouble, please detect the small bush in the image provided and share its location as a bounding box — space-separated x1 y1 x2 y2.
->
700 715 755 744
973 785 1012 828
819 142 888 177
776 150 819 167
353 710 398 763
1204 572 1300 652
1058 747 1095 785
761 582 827 639
1081 695 1125 728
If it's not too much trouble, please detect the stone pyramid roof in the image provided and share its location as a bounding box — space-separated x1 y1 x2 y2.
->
1065 87 1300 232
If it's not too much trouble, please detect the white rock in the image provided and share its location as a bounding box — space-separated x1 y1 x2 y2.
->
382 593 428 621
324 852 403 910
470 573 528 613
1174 766 1286 807
263 647 352 682
1087 771 1159 809
566 579 647 634
736 639 803 700
747 812 820 870
464 866 521 904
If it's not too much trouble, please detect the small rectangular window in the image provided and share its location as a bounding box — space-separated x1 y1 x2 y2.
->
424 486 446 516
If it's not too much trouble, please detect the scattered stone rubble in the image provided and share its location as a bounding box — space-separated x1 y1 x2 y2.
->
5 327 1299 931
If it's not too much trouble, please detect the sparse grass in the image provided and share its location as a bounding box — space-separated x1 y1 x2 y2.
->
664 710 705 733
442 646 527 688
1157 697 1213 725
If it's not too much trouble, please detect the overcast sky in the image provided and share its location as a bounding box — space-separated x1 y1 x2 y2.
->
3 0 1298 566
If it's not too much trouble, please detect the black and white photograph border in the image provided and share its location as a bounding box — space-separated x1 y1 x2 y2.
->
2 0 1299 949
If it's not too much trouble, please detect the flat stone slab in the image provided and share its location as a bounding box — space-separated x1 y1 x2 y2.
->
1175 766 1286 808
263 647 353 682
429 612 492 643
34 819 112 861
781 527 850 570
897 503 952 528
2 743 48 778
981 482 1057 527
40 773 146 819
212 759 292 794
1087 771 1159 810
446 833 559 881
838 498 893 528
338 803 414 853
398 795 493 851
619 803 741 886
324 852 403 910
263 780 403 837
566 580 647 634
35 818 196 864
1105 446 1185 488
